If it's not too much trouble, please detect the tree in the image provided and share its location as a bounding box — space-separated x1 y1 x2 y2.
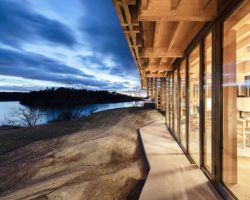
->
6 107 45 127
51 106 97 122
129 87 143 107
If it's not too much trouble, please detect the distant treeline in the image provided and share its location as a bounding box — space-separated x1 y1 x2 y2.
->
0 88 143 107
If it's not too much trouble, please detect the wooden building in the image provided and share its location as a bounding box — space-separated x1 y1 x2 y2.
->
113 0 250 199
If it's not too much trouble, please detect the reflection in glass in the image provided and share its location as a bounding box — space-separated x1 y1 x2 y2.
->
204 33 212 172
222 1 250 199
173 70 179 138
169 74 173 131
166 77 169 127
188 45 200 165
180 61 187 149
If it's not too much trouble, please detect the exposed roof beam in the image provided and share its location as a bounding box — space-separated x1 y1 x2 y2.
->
153 21 162 50
140 48 183 58
168 22 185 50
141 0 148 10
199 0 212 9
145 65 172 72
171 0 181 10
145 73 166 78
138 10 216 21
127 0 136 5
232 13 250 31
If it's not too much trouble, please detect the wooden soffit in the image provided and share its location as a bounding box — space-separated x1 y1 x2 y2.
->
112 0 217 87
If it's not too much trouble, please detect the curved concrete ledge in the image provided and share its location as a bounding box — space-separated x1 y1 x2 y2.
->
138 121 222 200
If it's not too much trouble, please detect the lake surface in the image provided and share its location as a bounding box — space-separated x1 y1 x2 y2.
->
0 101 143 125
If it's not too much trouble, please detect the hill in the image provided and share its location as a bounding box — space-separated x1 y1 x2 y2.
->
0 88 143 107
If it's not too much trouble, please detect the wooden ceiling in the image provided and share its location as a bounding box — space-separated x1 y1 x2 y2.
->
112 0 217 88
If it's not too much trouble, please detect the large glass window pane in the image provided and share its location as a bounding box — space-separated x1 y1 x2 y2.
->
180 60 187 149
173 70 179 138
222 1 250 199
204 33 212 172
188 45 200 165
166 77 169 127
169 74 173 131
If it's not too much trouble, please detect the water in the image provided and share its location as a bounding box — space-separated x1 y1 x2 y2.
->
0 101 143 126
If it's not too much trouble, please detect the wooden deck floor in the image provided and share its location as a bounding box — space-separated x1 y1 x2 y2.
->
138 121 222 200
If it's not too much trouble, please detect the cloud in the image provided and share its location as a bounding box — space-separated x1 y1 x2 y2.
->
78 0 138 77
0 48 132 91
0 0 77 48
0 48 97 86
77 55 105 69
0 0 140 92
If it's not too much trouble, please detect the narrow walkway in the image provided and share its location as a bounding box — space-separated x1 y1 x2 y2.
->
138 121 222 200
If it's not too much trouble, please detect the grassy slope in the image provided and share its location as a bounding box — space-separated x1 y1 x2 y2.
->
0 107 163 200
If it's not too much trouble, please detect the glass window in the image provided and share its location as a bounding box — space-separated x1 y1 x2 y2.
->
204 33 212 172
188 45 200 165
173 70 179 138
166 77 169 127
180 60 187 149
222 1 250 199
169 73 173 131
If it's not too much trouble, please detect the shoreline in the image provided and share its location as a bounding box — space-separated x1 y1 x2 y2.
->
0 101 144 127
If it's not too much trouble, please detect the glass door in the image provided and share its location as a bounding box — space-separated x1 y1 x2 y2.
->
203 33 212 172
166 76 169 127
222 1 250 199
173 70 179 138
188 45 200 165
180 60 187 149
169 73 173 131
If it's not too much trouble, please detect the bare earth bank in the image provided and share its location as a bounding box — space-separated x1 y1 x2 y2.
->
0 107 164 200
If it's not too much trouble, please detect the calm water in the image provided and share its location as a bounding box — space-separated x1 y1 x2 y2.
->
0 101 143 125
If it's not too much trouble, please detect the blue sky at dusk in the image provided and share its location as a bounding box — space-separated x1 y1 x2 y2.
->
0 0 140 92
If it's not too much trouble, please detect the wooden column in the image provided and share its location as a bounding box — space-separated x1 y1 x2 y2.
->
223 29 237 184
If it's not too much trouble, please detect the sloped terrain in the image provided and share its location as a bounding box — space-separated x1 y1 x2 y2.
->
0 108 163 200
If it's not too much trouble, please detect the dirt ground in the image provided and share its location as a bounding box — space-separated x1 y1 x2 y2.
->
0 107 163 200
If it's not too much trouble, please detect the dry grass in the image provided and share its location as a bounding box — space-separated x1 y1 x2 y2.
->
0 107 164 200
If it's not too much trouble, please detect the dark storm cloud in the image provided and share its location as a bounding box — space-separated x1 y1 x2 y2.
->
0 0 77 48
79 0 138 76
0 48 109 87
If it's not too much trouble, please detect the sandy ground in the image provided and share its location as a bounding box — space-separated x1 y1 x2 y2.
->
0 107 163 200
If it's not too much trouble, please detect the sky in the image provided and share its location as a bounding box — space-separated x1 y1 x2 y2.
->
0 0 140 92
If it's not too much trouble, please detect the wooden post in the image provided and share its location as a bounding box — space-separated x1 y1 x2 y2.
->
223 29 237 184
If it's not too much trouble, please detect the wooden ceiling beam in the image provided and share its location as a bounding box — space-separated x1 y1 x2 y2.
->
153 21 161 50
145 65 172 71
138 10 216 21
140 48 183 58
141 0 149 10
199 0 212 10
145 73 166 78
141 48 183 58
171 0 181 10
127 0 136 5
168 22 185 50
